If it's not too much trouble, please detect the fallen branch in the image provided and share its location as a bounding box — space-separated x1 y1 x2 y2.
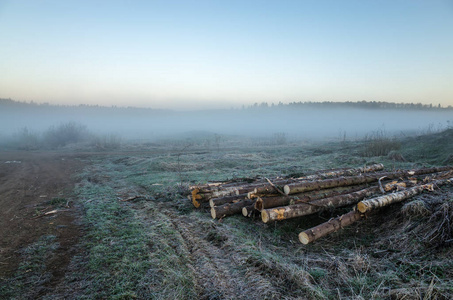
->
120 196 141 202
120 195 152 202
32 209 70 219
265 177 287 196
378 176 387 193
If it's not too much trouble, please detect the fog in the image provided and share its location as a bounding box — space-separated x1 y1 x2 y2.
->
1 100 452 146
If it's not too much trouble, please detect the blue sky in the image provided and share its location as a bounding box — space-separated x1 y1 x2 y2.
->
1 0 452 109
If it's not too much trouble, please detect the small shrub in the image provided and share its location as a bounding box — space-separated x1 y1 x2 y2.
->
402 200 431 219
43 122 90 148
272 132 287 145
50 197 66 206
443 154 453 165
308 268 327 281
387 150 406 161
362 130 401 157
91 134 122 150
422 200 453 248
11 127 40 150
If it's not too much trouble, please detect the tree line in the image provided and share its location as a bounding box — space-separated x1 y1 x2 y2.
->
246 100 452 110
1 98 452 112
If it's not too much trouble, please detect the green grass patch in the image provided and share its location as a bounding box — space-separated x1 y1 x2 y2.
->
65 159 198 299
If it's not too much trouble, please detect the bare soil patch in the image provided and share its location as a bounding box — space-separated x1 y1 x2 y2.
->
0 151 85 289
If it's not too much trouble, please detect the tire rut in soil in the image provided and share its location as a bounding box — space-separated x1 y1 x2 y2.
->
160 208 282 299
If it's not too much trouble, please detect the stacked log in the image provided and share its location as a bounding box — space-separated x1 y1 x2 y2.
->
211 199 255 219
254 185 370 211
260 178 420 223
261 185 381 223
190 164 453 243
250 164 385 196
190 164 385 207
209 194 248 208
282 166 452 195
300 177 452 244
242 186 366 219
356 178 452 213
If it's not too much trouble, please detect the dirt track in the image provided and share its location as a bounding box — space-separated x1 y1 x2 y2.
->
0 151 84 287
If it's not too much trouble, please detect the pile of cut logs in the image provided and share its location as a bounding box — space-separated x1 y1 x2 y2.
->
189 164 453 244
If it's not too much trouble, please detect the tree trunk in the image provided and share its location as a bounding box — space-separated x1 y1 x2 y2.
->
191 189 240 208
299 163 384 181
197 187 242 196
224 164 383 192
251 164 385 196
192 177 291 194
193 164 387 203
254 185 370 211
261 186 382 223
356 178 452 213
211 199 255 219
209 194 248 208
299 210 363 244
283 175 377 196
283 166 453 195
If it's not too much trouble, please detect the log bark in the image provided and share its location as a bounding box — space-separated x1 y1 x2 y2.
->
191 188 240 208
250 164 385 196
212 164 383 192
261 186 381 223
283 175 377 195
209 194 248 208
191 188 202 208
299 163 384 181
283 166 453 195
254 185 370 211
190 181 229 189
196 164 386 200
211 199 255 219
299 210 363 244
191 183 254 196
356 178 452 213
255 195 289 211
191 176 290 193
199 189 240 198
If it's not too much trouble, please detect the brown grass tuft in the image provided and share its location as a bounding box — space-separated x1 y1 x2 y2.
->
388 151 406 162
422 200 453 248
402 200 432 219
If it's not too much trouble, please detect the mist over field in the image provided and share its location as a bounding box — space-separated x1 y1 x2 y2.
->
1 99 452 144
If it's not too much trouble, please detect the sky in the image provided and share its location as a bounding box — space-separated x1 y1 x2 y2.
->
1 0 453 110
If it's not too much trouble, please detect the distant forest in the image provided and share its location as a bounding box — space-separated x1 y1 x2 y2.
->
247 100 452 110
1 98 452 112
1 98 452 140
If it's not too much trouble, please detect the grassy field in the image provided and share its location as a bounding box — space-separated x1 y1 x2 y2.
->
1 129 453 299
